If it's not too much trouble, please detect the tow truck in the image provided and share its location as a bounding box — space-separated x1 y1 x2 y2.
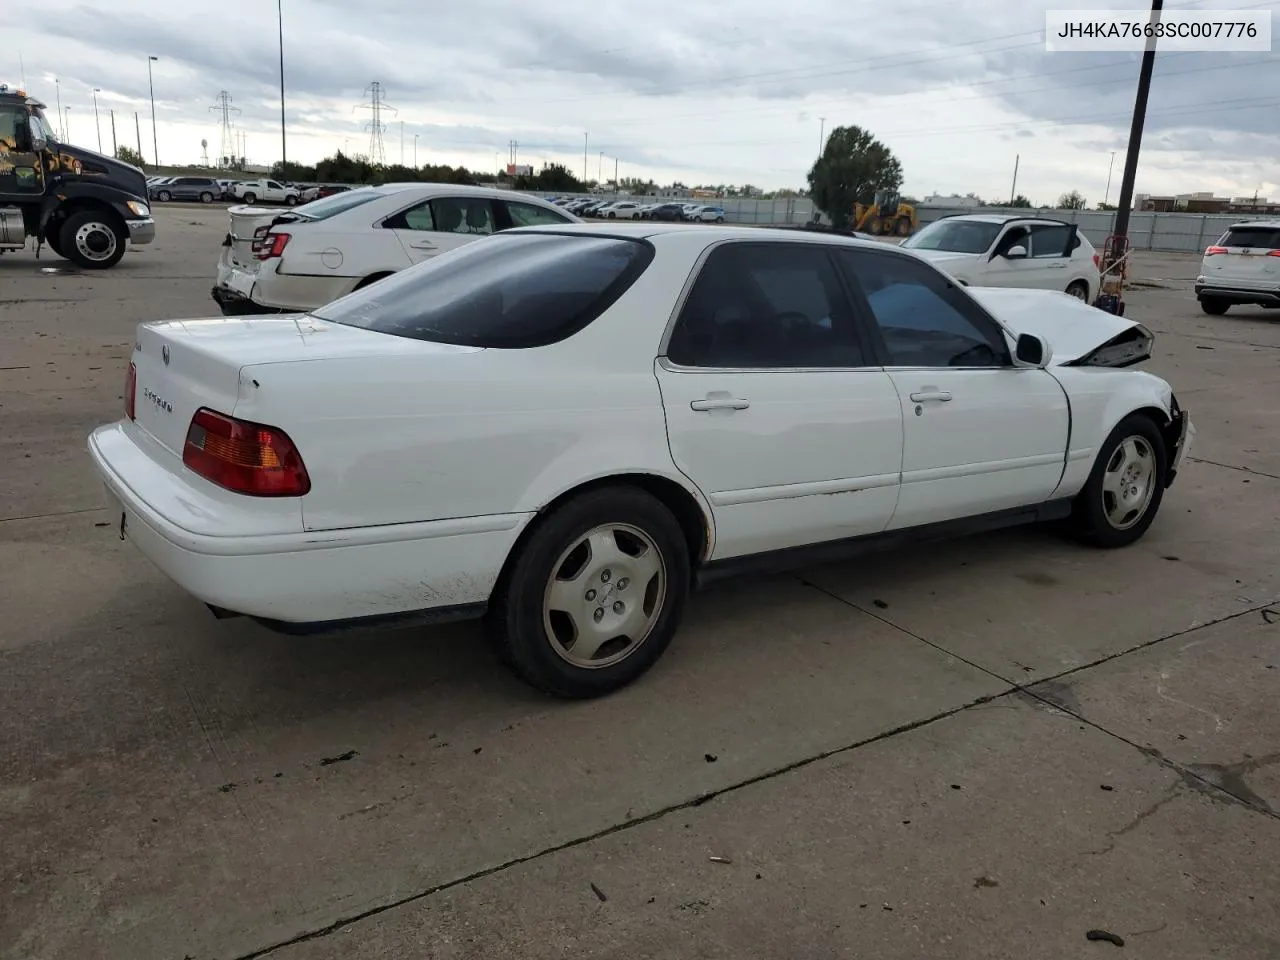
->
0 82 155 268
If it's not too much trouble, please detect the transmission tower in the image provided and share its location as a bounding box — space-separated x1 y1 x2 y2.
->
354 82 396 166
209 91 240 165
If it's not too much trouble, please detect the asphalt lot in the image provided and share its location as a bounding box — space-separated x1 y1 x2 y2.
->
2 204 1278 960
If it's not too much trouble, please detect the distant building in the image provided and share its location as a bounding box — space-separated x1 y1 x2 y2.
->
923 193 982 208
1135 192 1280 214
656 185 692 199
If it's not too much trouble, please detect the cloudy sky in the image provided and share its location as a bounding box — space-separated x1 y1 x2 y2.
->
8 0 1278 204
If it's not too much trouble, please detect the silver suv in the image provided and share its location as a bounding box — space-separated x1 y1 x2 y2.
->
150 177 220 204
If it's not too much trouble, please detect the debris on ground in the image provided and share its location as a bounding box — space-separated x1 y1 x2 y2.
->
1086 929 1125 946
590 882 608 902
319 750 357 766
709 856 732 864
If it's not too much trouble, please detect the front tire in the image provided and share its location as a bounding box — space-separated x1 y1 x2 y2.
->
1066 280 1089 301
1068 413 1167 548
1200 298 1229 315
285 195 297 206
200 191 214 204
156 190 172 202
59 210 127 269
487 487 691 698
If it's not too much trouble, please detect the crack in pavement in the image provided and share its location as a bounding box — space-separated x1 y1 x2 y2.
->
1189 457 1280 482
0 506 103 525
225 588 1279 960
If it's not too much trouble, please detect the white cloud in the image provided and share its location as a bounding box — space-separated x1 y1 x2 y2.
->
8 0 1279 203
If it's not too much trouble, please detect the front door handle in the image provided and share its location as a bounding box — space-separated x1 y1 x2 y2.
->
909 390 952 402
691 397 749 411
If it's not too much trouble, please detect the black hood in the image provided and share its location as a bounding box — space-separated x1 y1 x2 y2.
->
47 141 148 200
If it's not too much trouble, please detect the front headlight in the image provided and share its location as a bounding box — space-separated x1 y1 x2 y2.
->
126 200 150 217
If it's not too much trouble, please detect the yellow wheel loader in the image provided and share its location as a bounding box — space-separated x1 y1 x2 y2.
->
853 190 918 237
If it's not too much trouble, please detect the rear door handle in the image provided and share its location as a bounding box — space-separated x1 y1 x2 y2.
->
909 390 952 402
691 397 749 411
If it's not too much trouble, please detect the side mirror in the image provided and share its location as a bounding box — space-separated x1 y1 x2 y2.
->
1014 333 1051 368
1004 244 1028 259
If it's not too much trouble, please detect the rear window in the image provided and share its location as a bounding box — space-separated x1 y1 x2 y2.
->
1220 226 1280 249
313 233 654 348
295 188 380 221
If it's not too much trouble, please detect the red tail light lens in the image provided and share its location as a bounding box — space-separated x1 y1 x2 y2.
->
1092 253 1100 269
1205 245 1227 255
124 361 136 419
254 232 290 260
1267 250 1280 257
182 408 310 497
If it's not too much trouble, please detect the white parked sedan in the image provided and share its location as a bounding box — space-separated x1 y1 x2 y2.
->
901 214 1101 303
92 225 1191 698
211 183 581 315
1195 219 1280 314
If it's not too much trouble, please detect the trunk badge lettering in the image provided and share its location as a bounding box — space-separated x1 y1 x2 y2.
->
143 388 173 413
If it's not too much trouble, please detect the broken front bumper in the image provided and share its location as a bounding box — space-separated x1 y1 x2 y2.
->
1164 400 1193 487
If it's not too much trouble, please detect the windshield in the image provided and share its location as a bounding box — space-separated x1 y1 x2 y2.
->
313 232 654 348
294 188 380 220
901 219 1001 254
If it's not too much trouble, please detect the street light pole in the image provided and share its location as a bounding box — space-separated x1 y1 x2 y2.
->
278 0 288 180
54 78 63 139
92 88 103 152
64 106 71 143
413 133 418 168
147 56 159 166
818 116 825 155
1104 151 1116 206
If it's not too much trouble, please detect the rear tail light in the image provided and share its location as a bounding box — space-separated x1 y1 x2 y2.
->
182 408 310 497
1268 250 1280 257
1092 253 1100 269
254 232 290 260
124 361 136 419
1205 245 1227 255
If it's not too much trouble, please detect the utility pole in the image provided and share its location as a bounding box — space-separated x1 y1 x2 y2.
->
278 0 287 180
400 120 404 165
54 78 63 138
598 151 602 181
583 132 587 183
147 56 159 165
356 83 395 166
63 107 71 143
134 111 143 162
1009 154 1019 205
818 117 825 155
413 133 418 168
614 156 618 195
109 109 117 156
1104 151 1116 206
211 91 240 167
92 88 102 152
1111 0 1163 245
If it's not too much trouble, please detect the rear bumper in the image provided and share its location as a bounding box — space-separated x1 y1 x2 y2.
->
211 284 285 316
88 423 528 625
127 218 156 245
1194 282 1280 306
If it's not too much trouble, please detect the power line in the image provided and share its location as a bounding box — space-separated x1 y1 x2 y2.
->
354 82 396 165
209 91 240 164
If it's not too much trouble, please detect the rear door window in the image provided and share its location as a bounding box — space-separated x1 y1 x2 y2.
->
313 233 653 348
430 196 495 235
1221 226 1280 249
503 200 574 227
1029 223 1074 258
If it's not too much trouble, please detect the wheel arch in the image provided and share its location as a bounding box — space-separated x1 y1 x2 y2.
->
41 195 127 237
492 472 714 603
352 270 396 291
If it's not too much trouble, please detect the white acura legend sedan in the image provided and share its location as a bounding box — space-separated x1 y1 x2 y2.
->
91 225 1192 698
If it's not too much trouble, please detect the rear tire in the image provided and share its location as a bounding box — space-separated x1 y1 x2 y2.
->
200 191 214 204
285 195 297 206
156 190 172 202
1067 413 1167 548
1200 298 1229 315
486 486 691 698
896 217 912 236
59 209 127 270
242 193 257 204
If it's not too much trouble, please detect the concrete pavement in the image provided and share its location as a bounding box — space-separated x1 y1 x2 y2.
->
1 206 1277 959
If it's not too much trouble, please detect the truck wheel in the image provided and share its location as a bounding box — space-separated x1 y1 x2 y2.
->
60 210 127 270
243 193 257 204
41 228 65 259
200 192 214 204
284 195 297 206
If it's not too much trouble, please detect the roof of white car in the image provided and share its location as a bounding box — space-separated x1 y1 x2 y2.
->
516 222 889 247
369 182 557 202
1229 218 1280 228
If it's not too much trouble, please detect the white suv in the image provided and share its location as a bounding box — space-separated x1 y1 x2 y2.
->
900 214 1100 302
1195 220 1280 315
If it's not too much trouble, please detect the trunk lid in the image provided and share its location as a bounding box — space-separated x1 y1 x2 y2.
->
965 286 1151 366
222 205 303 272
132 315 482 456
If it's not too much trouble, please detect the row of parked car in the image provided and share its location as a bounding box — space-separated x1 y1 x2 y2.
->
145 176 352 206
549 196 726 222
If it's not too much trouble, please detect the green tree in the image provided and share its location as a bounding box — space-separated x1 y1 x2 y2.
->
115 146 145 167
514 162 585 193
271 160 317 182
1008 194 1032 208
806 125 903 230
1058 189 1087 210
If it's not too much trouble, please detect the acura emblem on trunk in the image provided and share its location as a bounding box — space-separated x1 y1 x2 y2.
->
162 345 170 365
